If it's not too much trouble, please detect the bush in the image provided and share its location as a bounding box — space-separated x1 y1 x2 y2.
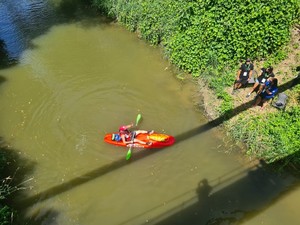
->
0 205 13 225
231 105 300 163
0 149 17 225
93 0 300 75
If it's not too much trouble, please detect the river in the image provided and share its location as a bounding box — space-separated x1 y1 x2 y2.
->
0 0 299 225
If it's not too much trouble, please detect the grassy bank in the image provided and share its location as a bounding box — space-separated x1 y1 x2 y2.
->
0 140 37 225
92 0 300 164
0 146 17 225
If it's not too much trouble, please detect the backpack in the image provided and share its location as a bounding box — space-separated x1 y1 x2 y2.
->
272 92 288 110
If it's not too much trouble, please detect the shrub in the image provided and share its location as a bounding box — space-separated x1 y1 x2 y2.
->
0 205 13 225
231 106 300 163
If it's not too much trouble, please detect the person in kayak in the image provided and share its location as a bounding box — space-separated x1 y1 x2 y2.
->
119 124 153 146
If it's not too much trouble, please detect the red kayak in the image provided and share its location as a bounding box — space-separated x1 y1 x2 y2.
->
104 132 175 149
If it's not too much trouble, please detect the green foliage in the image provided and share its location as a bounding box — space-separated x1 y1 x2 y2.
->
199 52 235 115
292 42 299 50
93 0 300 75
263 48 289 67
0 150 18 225
217 91 234 115
0 151 6 172
231 106 300 163
0 206 13 225
0 177 19 200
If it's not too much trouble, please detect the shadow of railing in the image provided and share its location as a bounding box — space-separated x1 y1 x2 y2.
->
18 146 166 209
117 161 259 225
147 154 300 225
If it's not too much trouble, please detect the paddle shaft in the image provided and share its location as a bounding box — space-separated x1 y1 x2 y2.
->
126 114 142 160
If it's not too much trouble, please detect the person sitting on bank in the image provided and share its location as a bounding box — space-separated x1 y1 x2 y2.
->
253 77 278 110
119 124 153 146
246 66 275 98
232 58 254 93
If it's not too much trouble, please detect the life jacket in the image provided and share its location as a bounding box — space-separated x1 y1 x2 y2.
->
111 133 122 141
111 133 131 142
118 126 132 141
111 126 131 142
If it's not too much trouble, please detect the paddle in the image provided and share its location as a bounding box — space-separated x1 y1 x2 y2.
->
136 113 142 126
126 114 142 160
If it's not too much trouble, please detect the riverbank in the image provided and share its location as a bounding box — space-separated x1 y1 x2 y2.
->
197 27 300 165
199 27 300 120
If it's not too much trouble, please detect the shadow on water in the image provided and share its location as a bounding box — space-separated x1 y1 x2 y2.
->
0 75 7 85
147 156 300 225
0 39 17 69
0 138 60 225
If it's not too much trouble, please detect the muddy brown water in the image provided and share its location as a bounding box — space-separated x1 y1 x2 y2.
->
0 1 299 224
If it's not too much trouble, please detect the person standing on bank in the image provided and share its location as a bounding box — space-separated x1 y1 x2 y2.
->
232 58 254 93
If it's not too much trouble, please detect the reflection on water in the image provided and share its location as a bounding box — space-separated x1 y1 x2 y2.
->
0 0 55 61
0 1 299 225
0 0 101 63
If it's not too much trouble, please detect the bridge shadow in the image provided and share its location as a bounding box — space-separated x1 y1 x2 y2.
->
148 154 300 225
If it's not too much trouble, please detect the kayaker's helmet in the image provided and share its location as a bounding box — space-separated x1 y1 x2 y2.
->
119 126 128 133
